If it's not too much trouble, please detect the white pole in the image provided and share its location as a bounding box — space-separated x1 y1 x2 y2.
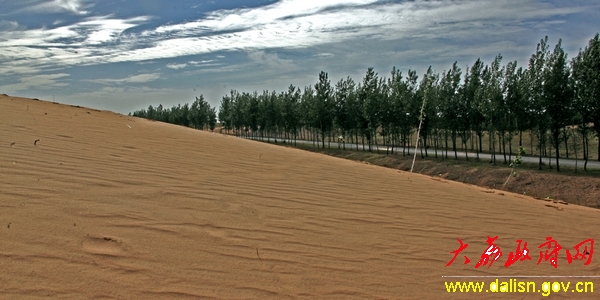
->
411 91 428 173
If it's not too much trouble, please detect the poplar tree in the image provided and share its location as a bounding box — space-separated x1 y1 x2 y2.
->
544 39 573 171
313 71 334 149
528 36 551 170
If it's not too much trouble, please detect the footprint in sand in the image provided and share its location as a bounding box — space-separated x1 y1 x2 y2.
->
81 235 126 256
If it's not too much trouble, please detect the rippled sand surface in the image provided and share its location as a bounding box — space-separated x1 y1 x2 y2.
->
2 94 600 299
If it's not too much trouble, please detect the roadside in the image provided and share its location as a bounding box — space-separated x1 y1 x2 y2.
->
247 138 600 209
242 136 600 170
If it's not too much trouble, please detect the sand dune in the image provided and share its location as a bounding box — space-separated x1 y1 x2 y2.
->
1 94 600 299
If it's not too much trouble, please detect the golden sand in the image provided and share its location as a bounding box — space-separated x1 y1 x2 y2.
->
1 94 599 299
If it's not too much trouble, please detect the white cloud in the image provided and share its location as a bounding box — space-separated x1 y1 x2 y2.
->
55 0 89 14
91 73 161 85
166 63 187 69
188 60 215 65
0 20 22 31
103 0 590 65
0 0 594 76
152 0 378 35
248 51 295 69
0 73 69 92
125 73 160 83
13 0 93 15
0 15 150 47
0 15 150 75
81 17 148 44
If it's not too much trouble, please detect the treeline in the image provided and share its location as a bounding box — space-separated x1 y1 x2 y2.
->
130 95 218 131
129 34 600 173
216 34 600 172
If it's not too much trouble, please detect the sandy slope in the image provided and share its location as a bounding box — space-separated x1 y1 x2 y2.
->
1 94 600 299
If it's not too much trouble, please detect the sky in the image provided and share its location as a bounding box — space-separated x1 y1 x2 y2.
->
0 0 599 115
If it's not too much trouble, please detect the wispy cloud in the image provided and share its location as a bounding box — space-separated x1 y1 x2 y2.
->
0 16 150 47
0 20 23 31
91 73 161 85
189 60 216 65
150 0 378 36
12 0 93 15
166 60 222 70
166 63 187 70
247 50 295 69
0 15 150 75
0 0 595 77
0 73 70 91
129 0 589 58
55 0 90 15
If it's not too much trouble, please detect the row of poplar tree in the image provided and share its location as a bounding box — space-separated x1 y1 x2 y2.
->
130 95 218 131
131 34 600 172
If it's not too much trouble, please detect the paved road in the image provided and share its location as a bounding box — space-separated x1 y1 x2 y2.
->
241 136 600 170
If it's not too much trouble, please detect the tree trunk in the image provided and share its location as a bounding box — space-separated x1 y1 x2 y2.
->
390 132 394 155
553 130 560 172
500 132 506 164
477 132 483 160
360 133 364 151
490 131 496 165
376 132 380 155
437 130 441 159
548 144 552 169
530 132 534 157
519 130 523 147
538 144 543 171
574 136 578 173
488 132 492 154
471 131 475 152
452 130 458 160
405 133 409 156
463 138 469 161
438 131 442 159
583 130 588 171
597 129 600 161
563 127 569 158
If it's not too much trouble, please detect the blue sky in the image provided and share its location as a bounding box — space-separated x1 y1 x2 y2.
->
0 0 599 114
